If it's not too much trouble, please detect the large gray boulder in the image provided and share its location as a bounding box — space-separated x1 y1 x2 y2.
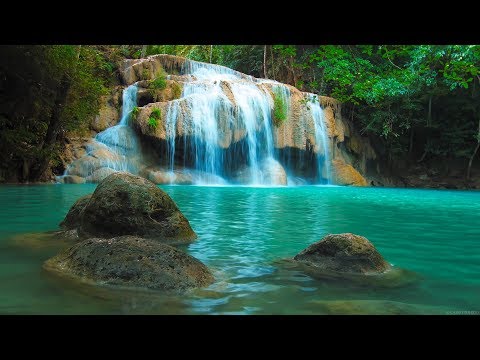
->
293 233 391 274
43 236 213 293
60 172 196 245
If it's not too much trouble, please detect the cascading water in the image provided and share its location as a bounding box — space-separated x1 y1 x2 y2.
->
181 79 227 182
229 81 274 184
164 60 285 185
61 57 334 186
63 85 140 180
165 100 178 172
308 94 331 183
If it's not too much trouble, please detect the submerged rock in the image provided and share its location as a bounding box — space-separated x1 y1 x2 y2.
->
43 235 213 293
60 172 196 245
309 299 447 315
293 233 391 275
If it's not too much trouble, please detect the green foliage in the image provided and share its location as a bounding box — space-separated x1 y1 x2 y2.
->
150 108 161 119
299 94 318 111
172 82 182 99
131 106 140 120
142 69 149 80
148 107 161 130
0 45 109 181
272 88 288 127
148 117 158 130
150 76 166 90
148 67 167 90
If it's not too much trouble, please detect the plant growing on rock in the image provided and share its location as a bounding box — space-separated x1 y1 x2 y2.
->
149 67 167 90
131 106 140 120
299 94 318 111
151 108 161 119
172 82 182 99
142 69 149 80
273 88 288 127
148 117 158 130
148 107 161 130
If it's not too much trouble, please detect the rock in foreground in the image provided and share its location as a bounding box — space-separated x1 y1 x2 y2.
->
60 172 197 245
60 194 92 229
43 236 213 293
293 233 390 274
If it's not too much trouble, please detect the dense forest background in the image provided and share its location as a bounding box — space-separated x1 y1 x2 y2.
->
1 45 479 185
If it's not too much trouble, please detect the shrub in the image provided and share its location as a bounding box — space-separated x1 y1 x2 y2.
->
148 117 158 130
131 106 139 120
172 82 182 99
273 89 288 127
142 69 149 80
151 108 161 119
147 107 161 131
149 67 167 90
149 76 166 90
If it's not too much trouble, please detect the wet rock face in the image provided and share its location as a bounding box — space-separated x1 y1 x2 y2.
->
331 159 368 186
293 233 391 274
60 172 197 245
233 158 287 185
43 235 214 293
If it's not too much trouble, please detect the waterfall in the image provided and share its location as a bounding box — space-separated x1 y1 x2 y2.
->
164 59 280 185
94 84 139 173
62 58 334 186
309 94 331 183
165 100 178 173
63 85 140 180
229 81 274 184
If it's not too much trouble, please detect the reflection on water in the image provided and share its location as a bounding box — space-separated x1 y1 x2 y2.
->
0 184 479 314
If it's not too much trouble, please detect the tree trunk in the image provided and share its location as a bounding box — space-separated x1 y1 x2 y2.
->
290 56 297 86
210 45 213 63
263 45 267 78
408 127 414 156
418 149 428 163
467 116 480 180
270 46 275 80
30 77 70 180
427 95 432 126
141 45 147 58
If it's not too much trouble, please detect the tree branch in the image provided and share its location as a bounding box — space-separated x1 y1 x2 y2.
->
384 47 402 70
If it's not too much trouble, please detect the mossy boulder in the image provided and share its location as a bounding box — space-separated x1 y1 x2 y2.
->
85 167 118 183
293 233 391 275
43 236 213 293
60 194 92 229
60 172 197 245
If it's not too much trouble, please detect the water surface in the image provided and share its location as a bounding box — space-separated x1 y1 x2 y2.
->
0 184 479 314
